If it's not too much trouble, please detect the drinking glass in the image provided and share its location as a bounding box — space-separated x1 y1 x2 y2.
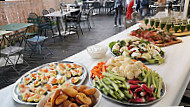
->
160 21 166 30
155 20 160 28
166 23 172 32
180 25 186 32
150 19 155 27
144 18 149 26
187 24 190 31
174 24 180 33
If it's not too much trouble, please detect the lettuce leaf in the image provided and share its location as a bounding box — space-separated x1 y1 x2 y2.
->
109 42 117 49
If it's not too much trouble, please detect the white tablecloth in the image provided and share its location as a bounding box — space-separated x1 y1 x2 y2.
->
1 23 190 107
44 9 79 17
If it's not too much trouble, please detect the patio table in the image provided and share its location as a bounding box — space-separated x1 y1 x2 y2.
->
0 30 13 45
0 23 34 31
150 4 181 8
0 23 190 106
0 30 13 36
0 23 34 48
44 9 80 38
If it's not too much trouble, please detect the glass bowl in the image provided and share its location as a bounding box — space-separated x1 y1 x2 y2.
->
87 45 107 59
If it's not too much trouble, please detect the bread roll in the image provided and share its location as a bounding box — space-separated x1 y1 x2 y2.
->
62 87 78 97
77 85 87 92
83 88 96 96
63 100 72 107
51 89 62 106
68 103 78 107
55 94 68 105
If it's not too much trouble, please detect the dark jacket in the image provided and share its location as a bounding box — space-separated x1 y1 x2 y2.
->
136 0 140 11
114 0 122 8
140 0 149 9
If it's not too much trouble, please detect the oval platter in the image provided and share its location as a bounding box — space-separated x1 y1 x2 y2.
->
109 47 166 65
89 72 166 106
12 60 88 105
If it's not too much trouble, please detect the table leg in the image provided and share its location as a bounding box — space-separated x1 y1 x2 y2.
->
56 17 62 39
0 35 6 58
64 15 67 38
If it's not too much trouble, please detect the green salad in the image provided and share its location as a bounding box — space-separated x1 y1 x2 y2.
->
109 39 165 64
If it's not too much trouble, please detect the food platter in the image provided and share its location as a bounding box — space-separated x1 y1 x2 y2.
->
129 35 182 47
89 77 166 106
12 61 88 105
89 71 166 106
139 21 190 37
109 48 164 65
109 47 166 65
89 57 166 106
108 39 165 65
129 28 182 47
37 85 102 107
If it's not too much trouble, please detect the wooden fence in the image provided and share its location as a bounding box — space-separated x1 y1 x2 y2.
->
0 0 60 26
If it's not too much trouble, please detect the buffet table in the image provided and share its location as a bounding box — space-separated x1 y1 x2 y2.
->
1 23 190 106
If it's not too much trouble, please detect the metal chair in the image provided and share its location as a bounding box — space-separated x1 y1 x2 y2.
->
70 1 80 8
42 9 50 16
0 31 30 75
42 9 57 42
92 2 101 14
67 10 80 21
27 15 53 59
104 1 114 14
81 7 95 31
82 2 90 13
65 12 83 38
25 13 39 38
49 8 55 13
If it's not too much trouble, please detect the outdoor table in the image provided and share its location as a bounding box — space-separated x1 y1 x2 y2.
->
154 11 184 19
132 4 181 9
83 0 95 5
0 23 190 106
0 30 13 46
0 30 13 35
44 9 80 38
0 23 34 48
150 4 181 8
83 1 95 5
0 23 34 31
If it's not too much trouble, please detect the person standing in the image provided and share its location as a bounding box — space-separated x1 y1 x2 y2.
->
140 0 149 18
114 0 123 27
136 0 140 12
158 0 166 5
126 0 134 19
